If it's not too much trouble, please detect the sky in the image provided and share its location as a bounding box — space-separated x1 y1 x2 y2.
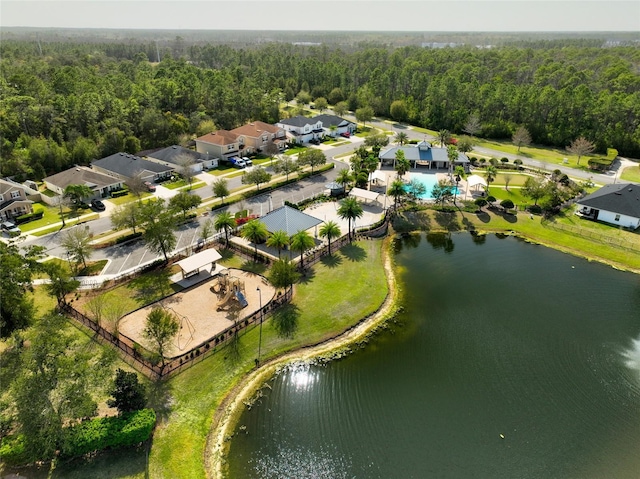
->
1 0 639 32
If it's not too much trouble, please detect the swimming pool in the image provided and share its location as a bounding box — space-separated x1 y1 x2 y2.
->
408 173 459 199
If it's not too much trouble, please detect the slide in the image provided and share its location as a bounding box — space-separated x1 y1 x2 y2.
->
235 291 248 308
217 288 235 308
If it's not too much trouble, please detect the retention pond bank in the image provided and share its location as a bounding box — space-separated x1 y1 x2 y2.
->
225 233 640 479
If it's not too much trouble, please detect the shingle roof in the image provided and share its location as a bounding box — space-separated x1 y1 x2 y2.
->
312 114 353 128
230 121 282 138
196 130 238 145
44 166 122 191
257 205 323 236
278 116 317 128
379 143 469 163
146 145 205 165
578 183 640 218
92 153 173 179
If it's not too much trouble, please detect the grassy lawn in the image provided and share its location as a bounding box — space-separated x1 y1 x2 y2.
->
620 164 640 183
486 186 528 205
26 213 101 237
163 179 206 190
18 202 74 232
148 241 387 478
284 146 307 156
207 166 237 176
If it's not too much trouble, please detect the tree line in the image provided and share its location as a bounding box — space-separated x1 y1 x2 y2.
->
1 39 638 181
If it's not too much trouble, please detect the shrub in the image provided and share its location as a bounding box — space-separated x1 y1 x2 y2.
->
528 205 542 215
500 157 509 164
62 409 156 458
111 190 129 198
15 210 44 224
0 434 29 466
500 199 515 211
115 232 143 245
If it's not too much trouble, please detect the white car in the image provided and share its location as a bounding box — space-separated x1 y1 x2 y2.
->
242 157 253 166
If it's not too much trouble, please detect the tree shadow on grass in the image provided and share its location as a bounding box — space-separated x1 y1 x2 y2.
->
128 270 175 306
320 254 343 268
340 243 367 262
434 211 462 231
240 260 268 275
271 303 300 339
501 212 518 224
146 378 174 424
297 267 316 285
475 211 491 223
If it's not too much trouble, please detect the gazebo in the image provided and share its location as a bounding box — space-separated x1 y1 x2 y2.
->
175 248 223 279
466 174 488 192
349 187 380 204
259 205 324 236
325 181 345 197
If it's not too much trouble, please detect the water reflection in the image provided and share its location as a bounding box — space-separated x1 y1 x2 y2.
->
285 362 317 392
251 443 351 479
623 336 640 378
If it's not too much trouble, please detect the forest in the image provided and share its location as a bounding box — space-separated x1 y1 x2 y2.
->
1 36 639 181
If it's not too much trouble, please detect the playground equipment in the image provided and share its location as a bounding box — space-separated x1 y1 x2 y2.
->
214 272 248 311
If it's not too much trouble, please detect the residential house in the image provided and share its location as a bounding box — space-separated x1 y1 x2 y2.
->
43 166 124 201
230 121 287 155
194 130 241 161
312 114 356 137
145 145 217 172
379 141 470 171
92 152 173 183
276 116 324 144
0 179 34 221
576 183 640 229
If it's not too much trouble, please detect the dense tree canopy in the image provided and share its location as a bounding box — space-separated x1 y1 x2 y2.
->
1 39 639 182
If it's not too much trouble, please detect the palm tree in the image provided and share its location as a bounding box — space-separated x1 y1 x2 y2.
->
214 211 236 246
240 220 269 258
484 165 497 194
447 145 459 175
394 150 410 178
266 230 289 258
64 184 93 218
319 220 341 256
337 197 364 242
453 165 466 204
437 129 451 148
290 230 315 270
336 168 353 189
394 131 408 145
387 178 405 209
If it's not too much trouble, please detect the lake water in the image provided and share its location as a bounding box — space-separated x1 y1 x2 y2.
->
227 234 640 479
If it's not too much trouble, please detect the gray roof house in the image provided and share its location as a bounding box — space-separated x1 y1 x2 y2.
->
145 145 217 172
92 152 174 183
43 166 124 200
379 141 470 171
311 114 356 136
576 183 640 230
276 116 324 143
0 178 34 221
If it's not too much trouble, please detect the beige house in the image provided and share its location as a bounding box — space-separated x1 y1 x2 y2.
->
194 130 241 161
229 121 287 155
44 166 124 200
0 179 34 221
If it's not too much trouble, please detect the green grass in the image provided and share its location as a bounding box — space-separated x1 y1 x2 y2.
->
18 203 71 232
148 241 387 478
284 146 307 156
26 213 101 237
207 166 237 176
486 186 528 205
108 192 154 206
163 180 206 190
620 164 640 183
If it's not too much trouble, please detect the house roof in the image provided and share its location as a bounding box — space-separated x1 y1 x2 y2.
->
230 121 282 138
0 179 25 195
195 130 238 146
92 153 173 179
257 205 323 236
379 143 469 164
278 116 318 128
577 183 640 218
146 145 205 165
0 198 32 212
44 166 122 191
312 114 354 128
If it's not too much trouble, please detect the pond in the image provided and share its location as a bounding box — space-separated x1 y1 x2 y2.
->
227 233 640 479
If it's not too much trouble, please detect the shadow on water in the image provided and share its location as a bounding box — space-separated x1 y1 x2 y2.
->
340 243 367 262
272 303 301 339
470 231 487 245
426 232 455 253
321 254 343 268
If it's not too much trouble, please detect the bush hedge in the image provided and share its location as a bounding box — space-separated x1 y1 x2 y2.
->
115 232 143 244
15 210 45 224
61 408 156 458
111 189 129 198
0 434 29 466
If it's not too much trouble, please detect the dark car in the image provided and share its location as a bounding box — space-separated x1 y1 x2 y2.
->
91 199 106 211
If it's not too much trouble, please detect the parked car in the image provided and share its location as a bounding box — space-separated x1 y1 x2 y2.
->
340 131 351 138
1 221 21 237
144 181 156 192
229 157 246 168
90 199 106 211
309 138 320 145
242 157 253 167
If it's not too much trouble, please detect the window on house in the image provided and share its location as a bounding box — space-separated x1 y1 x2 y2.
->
615 214 620 221
262 136 268 142
227 145 234 150
11 191 20 199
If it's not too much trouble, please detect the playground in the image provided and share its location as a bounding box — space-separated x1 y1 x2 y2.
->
117 268 276 358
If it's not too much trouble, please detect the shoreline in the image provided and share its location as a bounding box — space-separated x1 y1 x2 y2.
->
204 238 398 479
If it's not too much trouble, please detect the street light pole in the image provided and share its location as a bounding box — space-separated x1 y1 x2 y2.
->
256 286 263 365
